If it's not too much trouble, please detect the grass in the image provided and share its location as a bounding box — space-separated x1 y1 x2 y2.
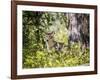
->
23 43 90 68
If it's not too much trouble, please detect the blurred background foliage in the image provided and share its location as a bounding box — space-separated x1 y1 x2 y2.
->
22 11 90 68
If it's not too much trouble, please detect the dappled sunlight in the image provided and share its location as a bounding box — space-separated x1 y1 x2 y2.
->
22 11 90 68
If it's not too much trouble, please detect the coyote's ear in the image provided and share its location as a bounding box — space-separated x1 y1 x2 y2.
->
51 31 55 36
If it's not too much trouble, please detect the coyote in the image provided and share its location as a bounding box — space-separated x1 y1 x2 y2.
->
44 32 64 52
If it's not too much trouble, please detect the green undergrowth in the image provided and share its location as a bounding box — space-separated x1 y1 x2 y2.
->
23 43 90 68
